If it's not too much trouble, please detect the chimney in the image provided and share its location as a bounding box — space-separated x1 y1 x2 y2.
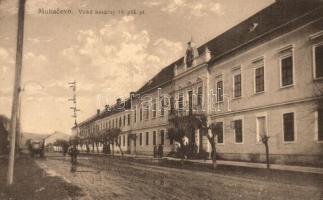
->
97 109 100 115
130 92 136 98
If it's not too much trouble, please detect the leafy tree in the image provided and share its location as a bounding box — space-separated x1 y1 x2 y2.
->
0 115 9 155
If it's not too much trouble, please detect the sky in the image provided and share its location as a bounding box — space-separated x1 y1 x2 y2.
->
0 0 275 135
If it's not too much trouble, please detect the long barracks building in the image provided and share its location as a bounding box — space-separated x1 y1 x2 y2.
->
75 0 323 166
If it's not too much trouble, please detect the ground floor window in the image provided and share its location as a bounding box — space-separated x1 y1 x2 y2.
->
256 116 266 142
216 122 224 144
283 112 295 142
153 131 157 145
234 119 243 143
146 132 149 145
318 109 323 141
160 130 165 145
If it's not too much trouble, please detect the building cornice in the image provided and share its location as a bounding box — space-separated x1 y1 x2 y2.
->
210 96 323 119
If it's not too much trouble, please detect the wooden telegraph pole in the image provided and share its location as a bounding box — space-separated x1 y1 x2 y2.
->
7 0 26 185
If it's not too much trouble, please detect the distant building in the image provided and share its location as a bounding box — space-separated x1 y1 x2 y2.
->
76 0 323 165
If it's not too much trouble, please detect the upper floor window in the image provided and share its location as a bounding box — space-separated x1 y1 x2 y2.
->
178 93 184 111
145 103 149 120
123 115 126 126
283 112 295 142
255 66 264 93
127 114 131 125
281 55 293 87
152 99 157 118
233 73 242 98
140 107 143 121
314 44 323 79
119 117 122 127
216 80 223 102
160 97 165 117
197 86 203 106
134 109 137 123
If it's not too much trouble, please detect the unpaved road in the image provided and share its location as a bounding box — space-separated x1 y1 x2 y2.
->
36 155 323 200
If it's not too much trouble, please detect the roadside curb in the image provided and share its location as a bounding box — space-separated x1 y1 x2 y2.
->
77 152 323 175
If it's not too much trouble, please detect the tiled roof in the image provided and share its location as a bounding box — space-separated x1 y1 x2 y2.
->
198 0 323 62
136 58 183 95
136 0 322 95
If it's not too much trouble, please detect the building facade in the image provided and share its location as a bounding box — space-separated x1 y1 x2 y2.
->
75 0 323 165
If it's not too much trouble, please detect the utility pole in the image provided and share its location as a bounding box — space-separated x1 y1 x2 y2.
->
68 81 80 136
7 0 26 185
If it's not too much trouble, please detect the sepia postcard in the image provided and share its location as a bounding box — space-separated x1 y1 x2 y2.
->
0 0 323 199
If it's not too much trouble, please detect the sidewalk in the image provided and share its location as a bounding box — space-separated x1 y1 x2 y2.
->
78 152 323 175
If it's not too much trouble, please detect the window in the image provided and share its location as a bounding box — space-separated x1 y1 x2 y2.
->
134 109 137 123
197 86 203 106
145 103 149 120
119 117 122 127
314 44 323 78
255 67 264 93
216 80 223 102
160 130 165 145
318 110 323 141
178 93 184 111
234 119 243 143
123 115 126 126
160 97 165 117
281 55 293 86
152 99 157 118
139 133 142 146
153 131 156 145
127 114 131 125
146 132 149 145
140 107 143 121
256 116 266 142
283 112 295 142
233 74 241 98
188 91 193 114
216 122 223 144
123 135 125 146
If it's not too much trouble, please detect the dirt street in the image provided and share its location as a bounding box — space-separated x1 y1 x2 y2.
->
35 154 323 200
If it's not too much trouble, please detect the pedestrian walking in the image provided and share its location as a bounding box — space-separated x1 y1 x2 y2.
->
68 144 79 172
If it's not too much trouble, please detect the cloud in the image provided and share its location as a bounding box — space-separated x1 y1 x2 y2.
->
146 0 224 17
60 16 183 106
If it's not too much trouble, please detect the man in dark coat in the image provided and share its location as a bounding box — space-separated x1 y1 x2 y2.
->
68 144 79 172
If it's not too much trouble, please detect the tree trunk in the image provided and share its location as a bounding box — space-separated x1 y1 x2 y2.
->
207 135 217 169
95 142 99 153
116 141 124 157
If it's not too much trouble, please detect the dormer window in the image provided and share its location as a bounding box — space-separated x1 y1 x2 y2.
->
185 42 194 68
